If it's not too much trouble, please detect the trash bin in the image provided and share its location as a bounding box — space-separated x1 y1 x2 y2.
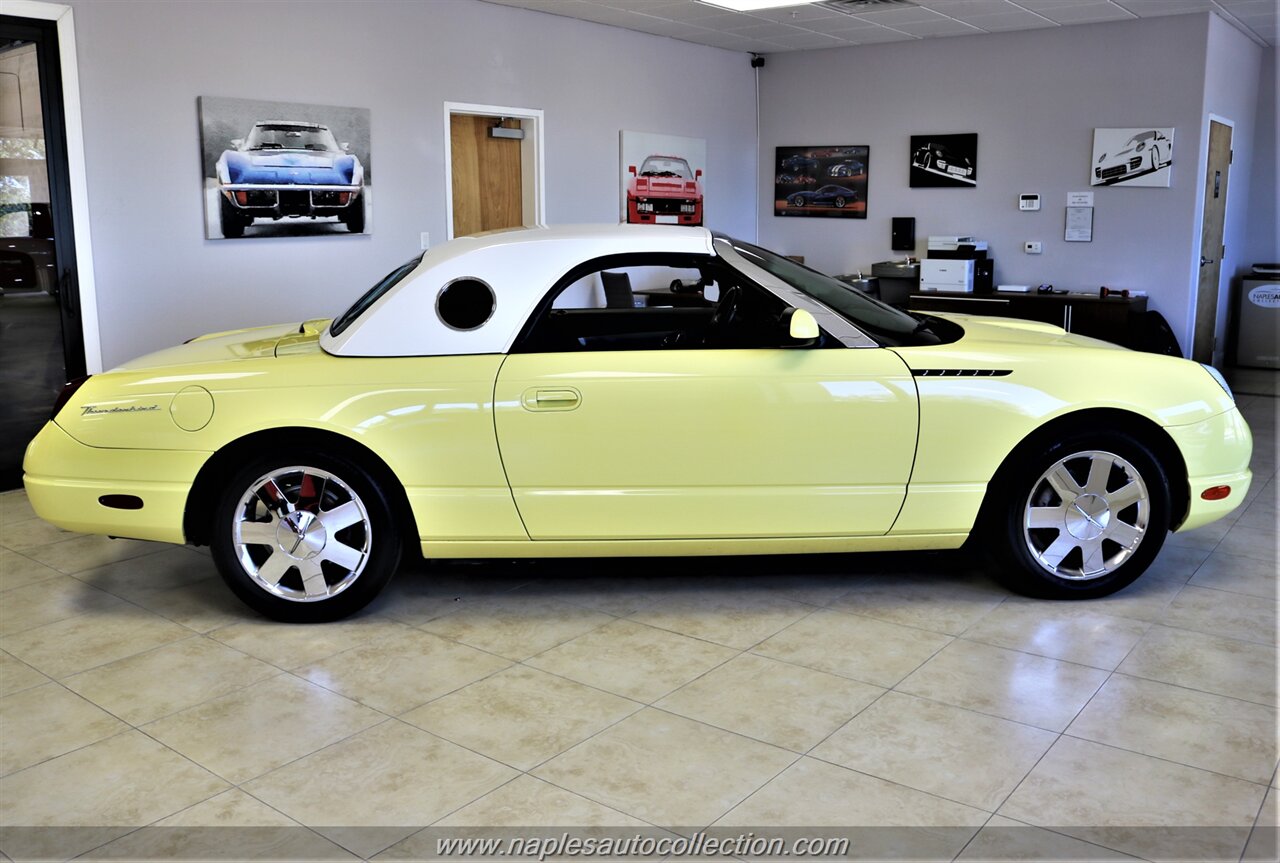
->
1235 264 1280 369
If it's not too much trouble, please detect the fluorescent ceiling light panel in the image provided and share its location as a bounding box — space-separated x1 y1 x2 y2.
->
700 1 817 11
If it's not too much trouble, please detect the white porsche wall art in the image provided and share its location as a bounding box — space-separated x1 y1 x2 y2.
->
1091 128 1174 187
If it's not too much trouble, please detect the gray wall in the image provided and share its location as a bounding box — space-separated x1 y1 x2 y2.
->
756 14 1221 351
1243 47 1278 271
1201 14 1267 360
65 0 758 368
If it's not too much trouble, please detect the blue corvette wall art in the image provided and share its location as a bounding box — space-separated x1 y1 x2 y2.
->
787 184 859 209
215 121 365 238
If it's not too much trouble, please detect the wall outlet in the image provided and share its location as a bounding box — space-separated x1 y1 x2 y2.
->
420 232 431 250
1024 241 1043 254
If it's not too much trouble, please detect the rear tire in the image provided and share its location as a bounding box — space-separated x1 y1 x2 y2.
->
210 449 400 622
983 431 1170 599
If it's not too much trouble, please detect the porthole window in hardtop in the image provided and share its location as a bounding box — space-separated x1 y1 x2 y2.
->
436 278 496 331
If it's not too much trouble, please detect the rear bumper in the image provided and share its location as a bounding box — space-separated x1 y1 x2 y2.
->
1168 406 1253 532
22 421 206 544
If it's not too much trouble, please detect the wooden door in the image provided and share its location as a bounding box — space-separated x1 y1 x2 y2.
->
450 115 522 238
1193 120 1232 364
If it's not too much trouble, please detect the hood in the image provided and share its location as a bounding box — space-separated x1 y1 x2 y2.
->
248 150 336 169
111 319 330 372
632 176 701 198
224 150 355 185
928 313 1126 351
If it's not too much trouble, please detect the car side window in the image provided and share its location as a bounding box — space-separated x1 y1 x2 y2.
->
513 254 811 354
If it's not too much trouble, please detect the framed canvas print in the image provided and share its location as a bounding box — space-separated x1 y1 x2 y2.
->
199 96 372 239
620 131 706 226
910 134 977 188
773 146 869 218
1091 127 1173 187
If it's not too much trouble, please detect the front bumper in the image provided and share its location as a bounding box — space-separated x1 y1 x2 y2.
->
221 184 361 217
23 421 207 544
1168 406 1253 532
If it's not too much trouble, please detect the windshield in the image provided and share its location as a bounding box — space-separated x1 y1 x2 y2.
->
1125 132 1157 147
639 157 692 179
245 124 340 152
715 236 927 345
329 255 423 337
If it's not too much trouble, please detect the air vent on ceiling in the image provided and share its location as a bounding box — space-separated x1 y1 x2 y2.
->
820 0 919 14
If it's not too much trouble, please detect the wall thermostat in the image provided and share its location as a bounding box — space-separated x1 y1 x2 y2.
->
1019 194 1041 211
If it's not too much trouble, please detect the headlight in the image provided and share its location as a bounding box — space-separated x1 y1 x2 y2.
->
1201 363 1234 401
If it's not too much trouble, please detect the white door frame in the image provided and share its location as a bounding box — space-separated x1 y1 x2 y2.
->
442 101 545 241
6 0 101 373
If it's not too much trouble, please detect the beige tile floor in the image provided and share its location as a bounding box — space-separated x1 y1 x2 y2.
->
0 394 1276 861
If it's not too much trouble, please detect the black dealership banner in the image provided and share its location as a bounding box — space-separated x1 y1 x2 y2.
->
773 146 869 219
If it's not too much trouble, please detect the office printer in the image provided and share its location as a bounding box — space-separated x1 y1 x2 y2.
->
922 235 993 292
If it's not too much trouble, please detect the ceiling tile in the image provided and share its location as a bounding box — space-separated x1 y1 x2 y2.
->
1037 3 1137 24
636 2 739 23
765 31 849 48
746 5 846 23
891 19 985 36
961 10 1057 30
1010 0 1104 8
725 21 808 37
1112 0 1214 15
845 6 950 26
914 0 1021 15
835 27 919 44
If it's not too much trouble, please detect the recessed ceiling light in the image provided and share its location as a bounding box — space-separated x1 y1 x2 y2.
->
699 0 816 11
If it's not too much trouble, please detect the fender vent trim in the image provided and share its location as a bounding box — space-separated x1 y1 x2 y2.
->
911 369 1012 377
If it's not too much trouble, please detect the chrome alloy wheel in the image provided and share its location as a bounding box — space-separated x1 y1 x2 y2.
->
1023 450 1150 581
232 466 371 602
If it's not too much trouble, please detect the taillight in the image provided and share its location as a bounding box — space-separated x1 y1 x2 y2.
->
51 376 90 421
337 192 350 205
235 191 248 205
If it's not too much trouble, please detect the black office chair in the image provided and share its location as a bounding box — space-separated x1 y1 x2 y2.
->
601 271 635 309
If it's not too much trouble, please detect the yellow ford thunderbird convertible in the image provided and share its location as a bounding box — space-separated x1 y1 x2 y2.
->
25 226 1251 622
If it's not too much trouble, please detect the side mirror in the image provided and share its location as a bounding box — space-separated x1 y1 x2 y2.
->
231 138 243 149
340 142 350 151
695 168 703 179
781 307 819 347
628 165 637 176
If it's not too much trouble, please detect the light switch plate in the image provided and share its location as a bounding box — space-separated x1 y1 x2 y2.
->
1024 241 1043 254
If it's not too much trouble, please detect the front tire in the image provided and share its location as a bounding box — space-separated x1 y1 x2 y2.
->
210 450 401 622
985 431 1170 598
219 198 246 239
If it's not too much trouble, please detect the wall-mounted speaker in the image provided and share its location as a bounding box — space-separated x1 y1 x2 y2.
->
891 217 915 252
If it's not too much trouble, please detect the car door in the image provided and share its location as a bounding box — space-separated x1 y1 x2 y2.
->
493 343 918 541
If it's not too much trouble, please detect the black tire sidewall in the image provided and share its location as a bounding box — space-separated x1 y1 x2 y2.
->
210 449 401 622
989 431 1171 599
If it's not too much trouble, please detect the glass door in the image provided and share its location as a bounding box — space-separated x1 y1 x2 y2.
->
0 17 84 489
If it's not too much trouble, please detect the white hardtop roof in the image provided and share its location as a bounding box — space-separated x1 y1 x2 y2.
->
320 224 716 357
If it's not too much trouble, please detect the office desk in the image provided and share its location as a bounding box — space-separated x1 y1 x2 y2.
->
634 287 710 308
908 291 1148 348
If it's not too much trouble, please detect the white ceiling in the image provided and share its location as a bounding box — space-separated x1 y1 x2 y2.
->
479 0 1276 52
